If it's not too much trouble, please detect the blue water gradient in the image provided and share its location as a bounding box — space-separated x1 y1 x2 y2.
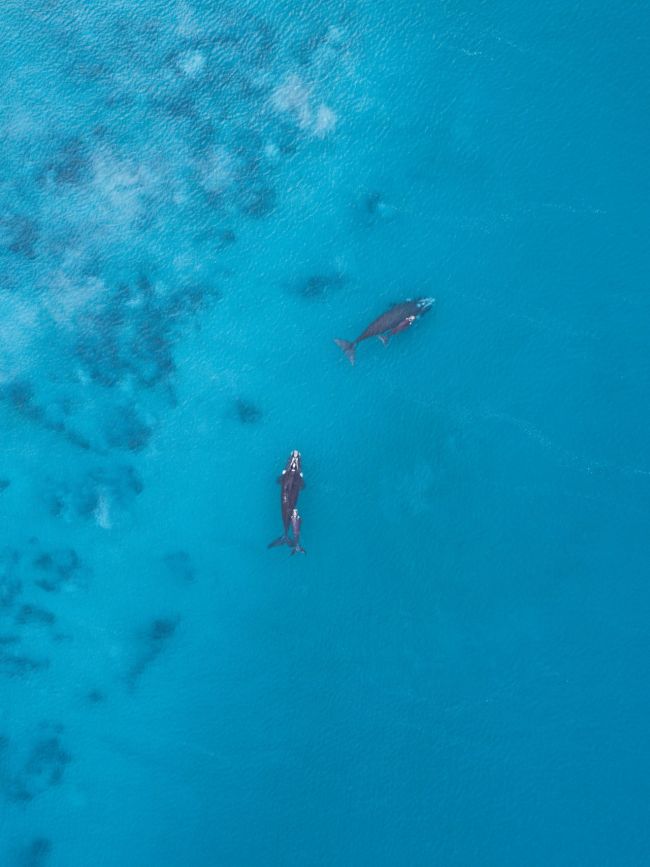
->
1 1 649 864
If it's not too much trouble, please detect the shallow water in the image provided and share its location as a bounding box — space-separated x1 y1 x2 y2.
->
1 1 649 865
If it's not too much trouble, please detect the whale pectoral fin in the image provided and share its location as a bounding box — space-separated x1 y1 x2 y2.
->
377 334 390 346
300 478 306 490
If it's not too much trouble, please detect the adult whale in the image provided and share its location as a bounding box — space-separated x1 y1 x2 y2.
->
268 450 305 550
334 297 434 365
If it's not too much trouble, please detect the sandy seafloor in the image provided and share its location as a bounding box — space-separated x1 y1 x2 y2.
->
0 1 649 865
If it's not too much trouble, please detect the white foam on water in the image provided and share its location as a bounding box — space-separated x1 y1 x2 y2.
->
177 50 205 78
93 492 112 530
313 104 337 138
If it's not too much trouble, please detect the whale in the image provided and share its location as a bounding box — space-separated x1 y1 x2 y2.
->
289 508 305 556
334 297 435 365
268 450 305 550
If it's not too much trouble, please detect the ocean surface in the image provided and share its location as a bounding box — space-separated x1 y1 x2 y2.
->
1 1 649 865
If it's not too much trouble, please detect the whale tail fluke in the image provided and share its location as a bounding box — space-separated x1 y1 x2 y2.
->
334 338 356 365
268 535 290 549
290 545 306 556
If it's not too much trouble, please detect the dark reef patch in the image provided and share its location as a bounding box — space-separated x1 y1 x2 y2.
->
2 725 71 802
295 271 346 300
0 479 10 492
0 549 22 609
41 137 90 187
105 404 153 453
1 380 45 425
358 191 397 225
0 547 65 677
239 184 276 218
161 93 198 120
168 282 217 318
33 546 90 593
364 191 383 215
0 216 39 259
0 379 96 453
15 837 52 867
217 229 236 248
234 399 262 425
0 653 50 678
126 616 179 690
73 275 220 397
44 464 142 523
74 277 172 390
15 605 56 628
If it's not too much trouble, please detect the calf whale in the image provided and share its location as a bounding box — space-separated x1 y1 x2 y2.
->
289 508 305 556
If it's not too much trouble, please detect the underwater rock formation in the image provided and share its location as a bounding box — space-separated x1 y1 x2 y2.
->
0 549 22 610
33 546 90 593
15 605 56 628
295 271 346 300
105 404 153 453
234 399 262 425
126 617 179 690
42 136 90 187
1 381 47 427
0 725 70 802
15 836 52 867
0 216 39 259
44 464 143 526
217 229 236 247
239 184 276 219
0 380 94 453
0 653 50 679
73 277 174 390
73 276 219 396
359 191 398 225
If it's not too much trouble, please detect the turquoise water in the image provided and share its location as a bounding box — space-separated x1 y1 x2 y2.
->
1 1 649 864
